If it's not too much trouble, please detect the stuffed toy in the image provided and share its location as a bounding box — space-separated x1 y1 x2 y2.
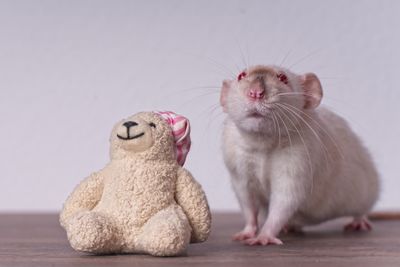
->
60 111 211 256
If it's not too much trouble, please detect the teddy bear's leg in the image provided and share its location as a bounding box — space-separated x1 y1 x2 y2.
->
65 211 122 254
135 205 192 256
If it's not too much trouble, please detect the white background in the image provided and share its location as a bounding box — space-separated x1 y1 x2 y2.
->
1 0 399 212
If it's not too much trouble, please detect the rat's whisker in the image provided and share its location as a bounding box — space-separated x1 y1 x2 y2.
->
245 41 251 70
273 105 292 152
288 48 324 69
279 102 344 160
279 49 292 68
275 92 319 99
276 104 328 150
207 108 224 129
205 103 223 120
198 54 237 80
274 92 348 109
236 39 249 71
178 91 221 108
204 108 224 140
275 92 310 96
275 105 314 192
276 103 332 166
271 109 282 149
269 109 278 141
178 86 221 94
161 85 221 101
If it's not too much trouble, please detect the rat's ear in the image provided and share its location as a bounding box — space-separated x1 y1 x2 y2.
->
300 73 323 109
220 79 232 112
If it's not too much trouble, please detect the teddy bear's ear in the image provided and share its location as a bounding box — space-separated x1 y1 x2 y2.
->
155 111 191 166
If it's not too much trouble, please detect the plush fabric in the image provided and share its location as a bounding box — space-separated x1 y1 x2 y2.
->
60 112 211 256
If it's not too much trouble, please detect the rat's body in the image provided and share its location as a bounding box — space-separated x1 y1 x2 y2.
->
220 65 379 245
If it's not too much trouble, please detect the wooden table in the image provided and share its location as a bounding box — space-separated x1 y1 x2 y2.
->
0 213 399 267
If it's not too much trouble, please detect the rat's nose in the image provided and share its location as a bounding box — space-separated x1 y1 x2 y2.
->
123 121 138 128
248 87 265 100
247 78 265 100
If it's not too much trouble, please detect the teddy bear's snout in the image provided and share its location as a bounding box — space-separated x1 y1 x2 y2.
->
114 116 155 152
117 120 146 141
123 121 138 129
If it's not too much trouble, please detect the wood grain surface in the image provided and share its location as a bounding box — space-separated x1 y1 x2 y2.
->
0 213 399 267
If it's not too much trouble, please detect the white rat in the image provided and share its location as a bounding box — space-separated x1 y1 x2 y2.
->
220 65 379 245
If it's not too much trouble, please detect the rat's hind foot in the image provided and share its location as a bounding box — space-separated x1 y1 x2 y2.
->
243 234 283 246
344 216 372 232
232 225 257 241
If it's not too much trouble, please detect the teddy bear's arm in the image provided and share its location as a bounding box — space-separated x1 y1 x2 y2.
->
59 171 104 228
175 168 211 243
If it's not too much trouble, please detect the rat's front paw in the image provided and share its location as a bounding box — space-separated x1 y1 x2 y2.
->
232 227 257 241
243 234 283 246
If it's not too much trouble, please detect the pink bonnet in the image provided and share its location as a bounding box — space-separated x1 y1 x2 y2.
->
155 111 191 166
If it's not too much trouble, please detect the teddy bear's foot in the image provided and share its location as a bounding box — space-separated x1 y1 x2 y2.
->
66 211 121 254
135 205 191 256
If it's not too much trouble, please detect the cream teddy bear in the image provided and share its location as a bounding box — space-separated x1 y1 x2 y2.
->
60 111 211 256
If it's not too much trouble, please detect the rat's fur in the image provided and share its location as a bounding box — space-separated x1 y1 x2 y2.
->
60 112 211 256
220 65 379 245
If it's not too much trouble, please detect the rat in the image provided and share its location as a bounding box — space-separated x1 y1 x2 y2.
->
220 64 380 245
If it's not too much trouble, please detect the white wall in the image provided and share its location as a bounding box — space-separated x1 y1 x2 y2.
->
1 0 399 212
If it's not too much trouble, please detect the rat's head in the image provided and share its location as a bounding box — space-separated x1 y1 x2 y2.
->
109 112 176 161
220 65 323 133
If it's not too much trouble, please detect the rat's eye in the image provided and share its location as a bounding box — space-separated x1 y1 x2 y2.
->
149 122 156 128
237 71 247 81
277 73 288 84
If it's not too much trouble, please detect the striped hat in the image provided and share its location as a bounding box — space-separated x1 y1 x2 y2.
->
155 111 191 166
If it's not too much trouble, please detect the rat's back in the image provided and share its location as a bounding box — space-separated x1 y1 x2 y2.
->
294 106 380 225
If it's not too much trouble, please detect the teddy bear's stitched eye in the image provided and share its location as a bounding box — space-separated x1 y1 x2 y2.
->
149 123 156 128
